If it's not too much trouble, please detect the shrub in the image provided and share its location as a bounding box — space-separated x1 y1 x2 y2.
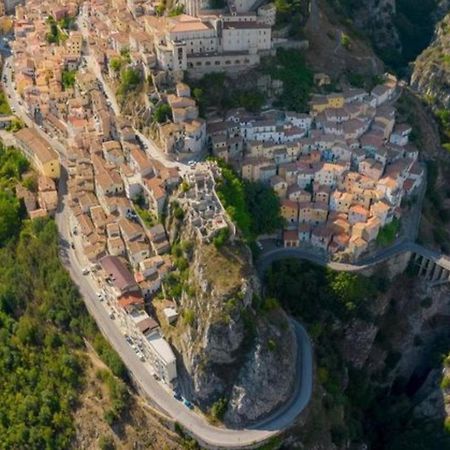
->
61 69 76 90
340 33 351 49
153 104 172 123
210 397 228 421
183 308 195 326
441 376 450 390
98 435 115 450
267 339 277 352
213 227 230 249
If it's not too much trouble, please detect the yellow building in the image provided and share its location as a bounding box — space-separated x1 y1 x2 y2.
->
327 93 345 108
281 199 299 224
310 93 345 114
15 128 60 179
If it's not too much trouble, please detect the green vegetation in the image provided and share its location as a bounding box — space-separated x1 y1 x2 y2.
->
182 308 195 326
96 369 130 425
0 145 29 244
58 15 76 30
61 69 76 90
421 160 450 252
209 397 228 421
6 118 25 132
45 16 65 45
153 103 172 123
376 217 401 247
340 33 351 49
440 375 450 390
189 72 266 115
0 143 29 189
109 57 124 73
163 240 193 300
265 259 450 449
98 435 116 450
436 109 450 152
213 227 230 249
262 48 314 112
266 260 384 323
0 89 11 115
134 204 156 228
274 0 307 39
117 67 142 96
168 4 185 16
214 159 284 242
0 146 129 448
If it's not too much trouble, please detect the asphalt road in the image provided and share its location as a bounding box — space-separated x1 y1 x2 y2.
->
257 239 450 274
1 52 314 448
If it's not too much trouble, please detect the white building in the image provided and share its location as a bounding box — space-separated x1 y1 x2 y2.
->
154 15 272 74
143 330 177 384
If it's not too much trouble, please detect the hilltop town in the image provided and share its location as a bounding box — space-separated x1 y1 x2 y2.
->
0 0 431 445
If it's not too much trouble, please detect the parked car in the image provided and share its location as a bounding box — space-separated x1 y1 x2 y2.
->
70 242 75 249
256 240 263 250
183 398 194 410
82 267 90 275
109 312 115 320
173 391 182 401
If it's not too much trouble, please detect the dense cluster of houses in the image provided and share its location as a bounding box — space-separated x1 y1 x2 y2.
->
9 0 198 386
62 114 181 382
15 168 58 219
207 76 425 259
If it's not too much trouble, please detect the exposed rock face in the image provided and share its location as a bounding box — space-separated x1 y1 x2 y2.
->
226 313 297 426
352 0 401 54
411 12 450 109
167 202 297 426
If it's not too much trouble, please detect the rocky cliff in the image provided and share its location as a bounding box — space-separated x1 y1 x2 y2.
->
326 0 447 69
268 259 450 448
164 192 297 427
411 12 450 109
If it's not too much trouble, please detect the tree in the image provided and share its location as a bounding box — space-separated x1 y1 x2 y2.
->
61 70 76 90
0 190 21 245
117 67 141 95
153 104 172 123
244 181 284 235
109 57 122 73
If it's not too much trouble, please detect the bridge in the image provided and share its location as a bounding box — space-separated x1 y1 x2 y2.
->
257 240 450 286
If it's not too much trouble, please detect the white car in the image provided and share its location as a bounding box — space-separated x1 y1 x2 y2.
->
256 240 263 250
82 267 90 275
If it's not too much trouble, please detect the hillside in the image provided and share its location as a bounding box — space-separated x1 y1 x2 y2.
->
325 0 448 71
266 259 450 449
411 11 450 109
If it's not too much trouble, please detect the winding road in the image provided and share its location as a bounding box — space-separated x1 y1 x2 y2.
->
257 239 450 274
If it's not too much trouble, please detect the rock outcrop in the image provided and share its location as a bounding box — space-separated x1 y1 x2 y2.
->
411 12 450 109
165 187 297 427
